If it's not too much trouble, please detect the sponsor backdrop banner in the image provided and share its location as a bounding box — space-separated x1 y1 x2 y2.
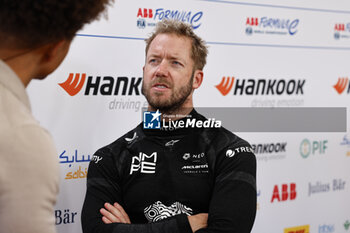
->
27 0 350 232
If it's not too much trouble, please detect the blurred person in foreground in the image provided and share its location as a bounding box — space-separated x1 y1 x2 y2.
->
0 0 114 232
82 19 257 233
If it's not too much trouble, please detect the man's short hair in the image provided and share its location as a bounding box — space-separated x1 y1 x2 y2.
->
145 19 208 71
0 0 114 49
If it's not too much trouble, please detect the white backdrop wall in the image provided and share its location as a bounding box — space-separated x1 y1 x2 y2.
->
27 1 350 232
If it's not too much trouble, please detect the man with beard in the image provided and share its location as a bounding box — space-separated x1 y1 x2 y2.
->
82 19 257 233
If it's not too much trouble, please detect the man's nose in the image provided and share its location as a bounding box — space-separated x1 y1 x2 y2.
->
155 60 169 77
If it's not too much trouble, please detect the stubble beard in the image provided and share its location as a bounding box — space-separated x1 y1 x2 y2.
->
142 74 194 113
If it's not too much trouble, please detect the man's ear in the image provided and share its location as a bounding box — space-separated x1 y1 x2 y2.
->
192 70 204 90
39 40 70 63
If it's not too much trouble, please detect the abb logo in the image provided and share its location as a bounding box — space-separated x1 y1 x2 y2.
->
271 183 297 203
333 77 349 94
137 8 153 18
215 77 234 96
246 17 259 26
335 23 345 31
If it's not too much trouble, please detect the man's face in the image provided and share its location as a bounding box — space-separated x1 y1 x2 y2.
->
142 33 195 112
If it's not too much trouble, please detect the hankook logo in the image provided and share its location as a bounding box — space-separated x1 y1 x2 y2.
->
59 73 142 96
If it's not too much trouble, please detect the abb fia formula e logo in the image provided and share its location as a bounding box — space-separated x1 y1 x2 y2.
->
333 77 349 94
136 8 203 29
59 73 142 96
271 183 297 203
334 23 350 40
245 16 299 36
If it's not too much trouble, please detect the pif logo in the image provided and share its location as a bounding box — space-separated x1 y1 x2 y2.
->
284 225 309 233
271 183 297 203
333 77 350 94
300 139 328 159
59 73 142 96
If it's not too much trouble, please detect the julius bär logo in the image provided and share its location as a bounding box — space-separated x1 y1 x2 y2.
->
245 16 299 36
136 7 203 29
284 225 309 233
59 73 142 96
333 77 349 94
271 183 297 203
55 209 78 225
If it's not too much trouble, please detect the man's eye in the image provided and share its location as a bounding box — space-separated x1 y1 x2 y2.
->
172 61 181 66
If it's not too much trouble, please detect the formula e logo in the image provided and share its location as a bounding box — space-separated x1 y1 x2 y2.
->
333 77 349 94
143 110 161 129
59 73 86 96
245 16 299 36
130 152 157 174
136 8 203 30
215 77 234 96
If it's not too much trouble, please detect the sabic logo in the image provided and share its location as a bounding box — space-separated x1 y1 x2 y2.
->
284 225 309 233
59 73 86 96
333 77 349 94
215 77 234 96
130 152 157 174
215 77 305 96
59 73 142 96
271 183 297 203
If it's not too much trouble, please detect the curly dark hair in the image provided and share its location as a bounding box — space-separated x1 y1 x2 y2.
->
0 0 114 48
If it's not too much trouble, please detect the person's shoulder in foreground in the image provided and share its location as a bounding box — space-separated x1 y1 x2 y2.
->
0 0 114 233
